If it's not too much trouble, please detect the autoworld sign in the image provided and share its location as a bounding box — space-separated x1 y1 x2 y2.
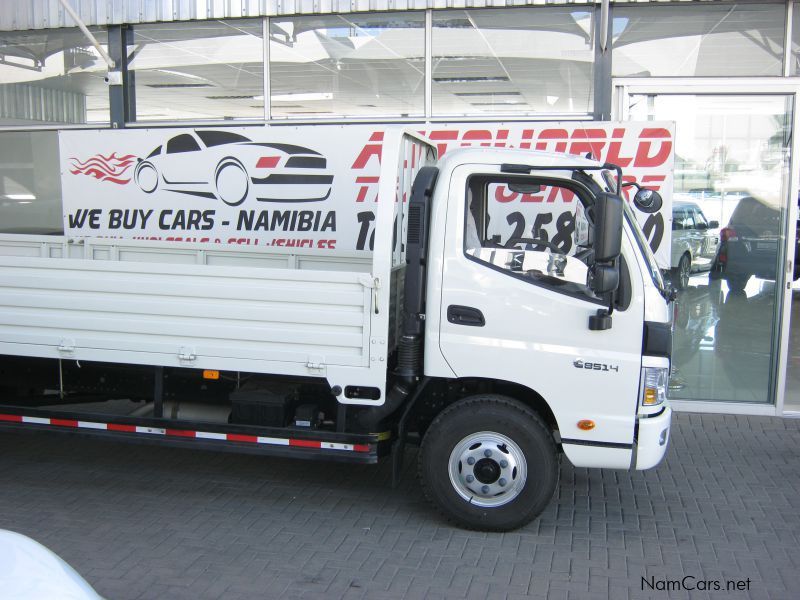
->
60 122 674 266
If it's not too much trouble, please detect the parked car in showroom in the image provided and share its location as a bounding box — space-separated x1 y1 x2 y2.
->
670 200 719 289
710 195 800 292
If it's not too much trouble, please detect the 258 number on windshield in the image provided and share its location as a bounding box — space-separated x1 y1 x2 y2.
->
504 210 576 253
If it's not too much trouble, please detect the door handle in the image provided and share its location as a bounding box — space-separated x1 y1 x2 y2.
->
447 305 485 327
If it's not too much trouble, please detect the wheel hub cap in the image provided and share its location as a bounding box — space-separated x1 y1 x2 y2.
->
474 458 501 484
448 431 527 508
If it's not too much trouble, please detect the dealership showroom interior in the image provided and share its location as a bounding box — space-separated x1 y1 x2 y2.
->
1 1 800 598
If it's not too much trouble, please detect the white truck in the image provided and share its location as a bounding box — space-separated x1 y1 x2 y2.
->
0 127 672 531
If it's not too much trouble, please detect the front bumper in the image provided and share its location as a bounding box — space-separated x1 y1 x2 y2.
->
634 405 672 470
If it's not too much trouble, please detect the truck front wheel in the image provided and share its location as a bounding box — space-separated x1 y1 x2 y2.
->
418 394 558 531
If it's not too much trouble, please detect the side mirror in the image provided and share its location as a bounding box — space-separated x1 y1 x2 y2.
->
589 193 622 302
593 193 623 262
708 220 719 229
590 264 619 295
622 181 663 214
633 188 663 213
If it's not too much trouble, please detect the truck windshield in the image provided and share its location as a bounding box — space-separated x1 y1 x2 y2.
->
623 202 667 296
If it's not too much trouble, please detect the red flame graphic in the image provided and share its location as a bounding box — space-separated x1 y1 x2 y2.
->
69 152 137 184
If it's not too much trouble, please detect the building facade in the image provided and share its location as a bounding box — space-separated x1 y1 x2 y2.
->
2 0 799 415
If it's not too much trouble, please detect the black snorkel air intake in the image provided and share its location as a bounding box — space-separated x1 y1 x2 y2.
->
359 166 439 430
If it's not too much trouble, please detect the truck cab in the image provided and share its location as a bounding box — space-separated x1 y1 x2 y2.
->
394 146 672 530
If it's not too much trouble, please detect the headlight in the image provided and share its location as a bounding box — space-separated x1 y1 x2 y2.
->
642 367 668 406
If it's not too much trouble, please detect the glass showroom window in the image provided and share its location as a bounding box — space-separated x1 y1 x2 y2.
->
431 8 594 116
129 20 264 122
793 2 800 75
613 3 785 77
0 131 63 234
628 93 792 404
0 27 110 125
269 12 425 118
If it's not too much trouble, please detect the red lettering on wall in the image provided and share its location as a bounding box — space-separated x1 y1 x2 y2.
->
605 128 633 167
351 132 384 169
355 176 380 202
536 129 569 153
427 130 459 156
461 130 493 147
519 129 535 150
634 128 673 168
641 174 666 192
495 186 517 203
569 129 606 160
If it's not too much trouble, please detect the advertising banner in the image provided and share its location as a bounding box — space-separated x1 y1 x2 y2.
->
60 122 674 266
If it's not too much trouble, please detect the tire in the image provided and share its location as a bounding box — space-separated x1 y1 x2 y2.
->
672 253 691 290
418 394 558 531
215 158 249 206
134 162 158 194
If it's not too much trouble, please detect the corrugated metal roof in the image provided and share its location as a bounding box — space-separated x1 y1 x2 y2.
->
0 0 719 32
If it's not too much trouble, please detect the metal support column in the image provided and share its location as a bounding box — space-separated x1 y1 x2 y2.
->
593 1 613 121
107 25 134 127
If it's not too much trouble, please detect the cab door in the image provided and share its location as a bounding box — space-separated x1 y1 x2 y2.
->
437 164 645 464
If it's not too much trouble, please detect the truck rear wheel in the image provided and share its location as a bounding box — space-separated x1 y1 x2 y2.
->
418 394 558 531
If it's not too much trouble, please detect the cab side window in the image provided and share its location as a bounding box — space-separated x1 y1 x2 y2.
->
464 175 594 297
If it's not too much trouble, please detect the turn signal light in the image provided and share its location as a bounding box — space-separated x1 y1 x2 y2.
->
577 420 595 430
202 370 220 380
643 388 658 405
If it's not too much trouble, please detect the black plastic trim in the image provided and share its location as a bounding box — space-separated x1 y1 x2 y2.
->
0 404 378 446
447 305 485 327
639 406 667 419
403 166 439 336
643 321 672 359
0 422 379 464
561 438 633 450
344 386 381 400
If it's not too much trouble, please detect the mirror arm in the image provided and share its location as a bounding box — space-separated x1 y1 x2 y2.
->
589 307 613 331
588 258 617 331
606 261 616 316
602 163 624 195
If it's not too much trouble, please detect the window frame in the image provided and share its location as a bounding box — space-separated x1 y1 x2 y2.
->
1 3 799 131
461 172 608 306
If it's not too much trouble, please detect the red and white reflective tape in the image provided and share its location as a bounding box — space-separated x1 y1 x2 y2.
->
0 413 371 453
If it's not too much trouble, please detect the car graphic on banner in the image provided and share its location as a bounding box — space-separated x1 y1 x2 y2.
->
133 130 334 205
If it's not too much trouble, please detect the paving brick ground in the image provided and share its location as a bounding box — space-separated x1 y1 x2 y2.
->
0 412 798 599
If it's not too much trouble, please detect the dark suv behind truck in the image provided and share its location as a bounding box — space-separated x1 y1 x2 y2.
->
710 195 799 292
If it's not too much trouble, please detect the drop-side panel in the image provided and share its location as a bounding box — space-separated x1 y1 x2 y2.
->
0 254 372 372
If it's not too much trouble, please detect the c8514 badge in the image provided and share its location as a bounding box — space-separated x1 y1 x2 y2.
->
573 359 619 372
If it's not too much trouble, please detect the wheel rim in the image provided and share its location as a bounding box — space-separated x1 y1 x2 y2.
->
448 431 527 508
680 257 690 288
